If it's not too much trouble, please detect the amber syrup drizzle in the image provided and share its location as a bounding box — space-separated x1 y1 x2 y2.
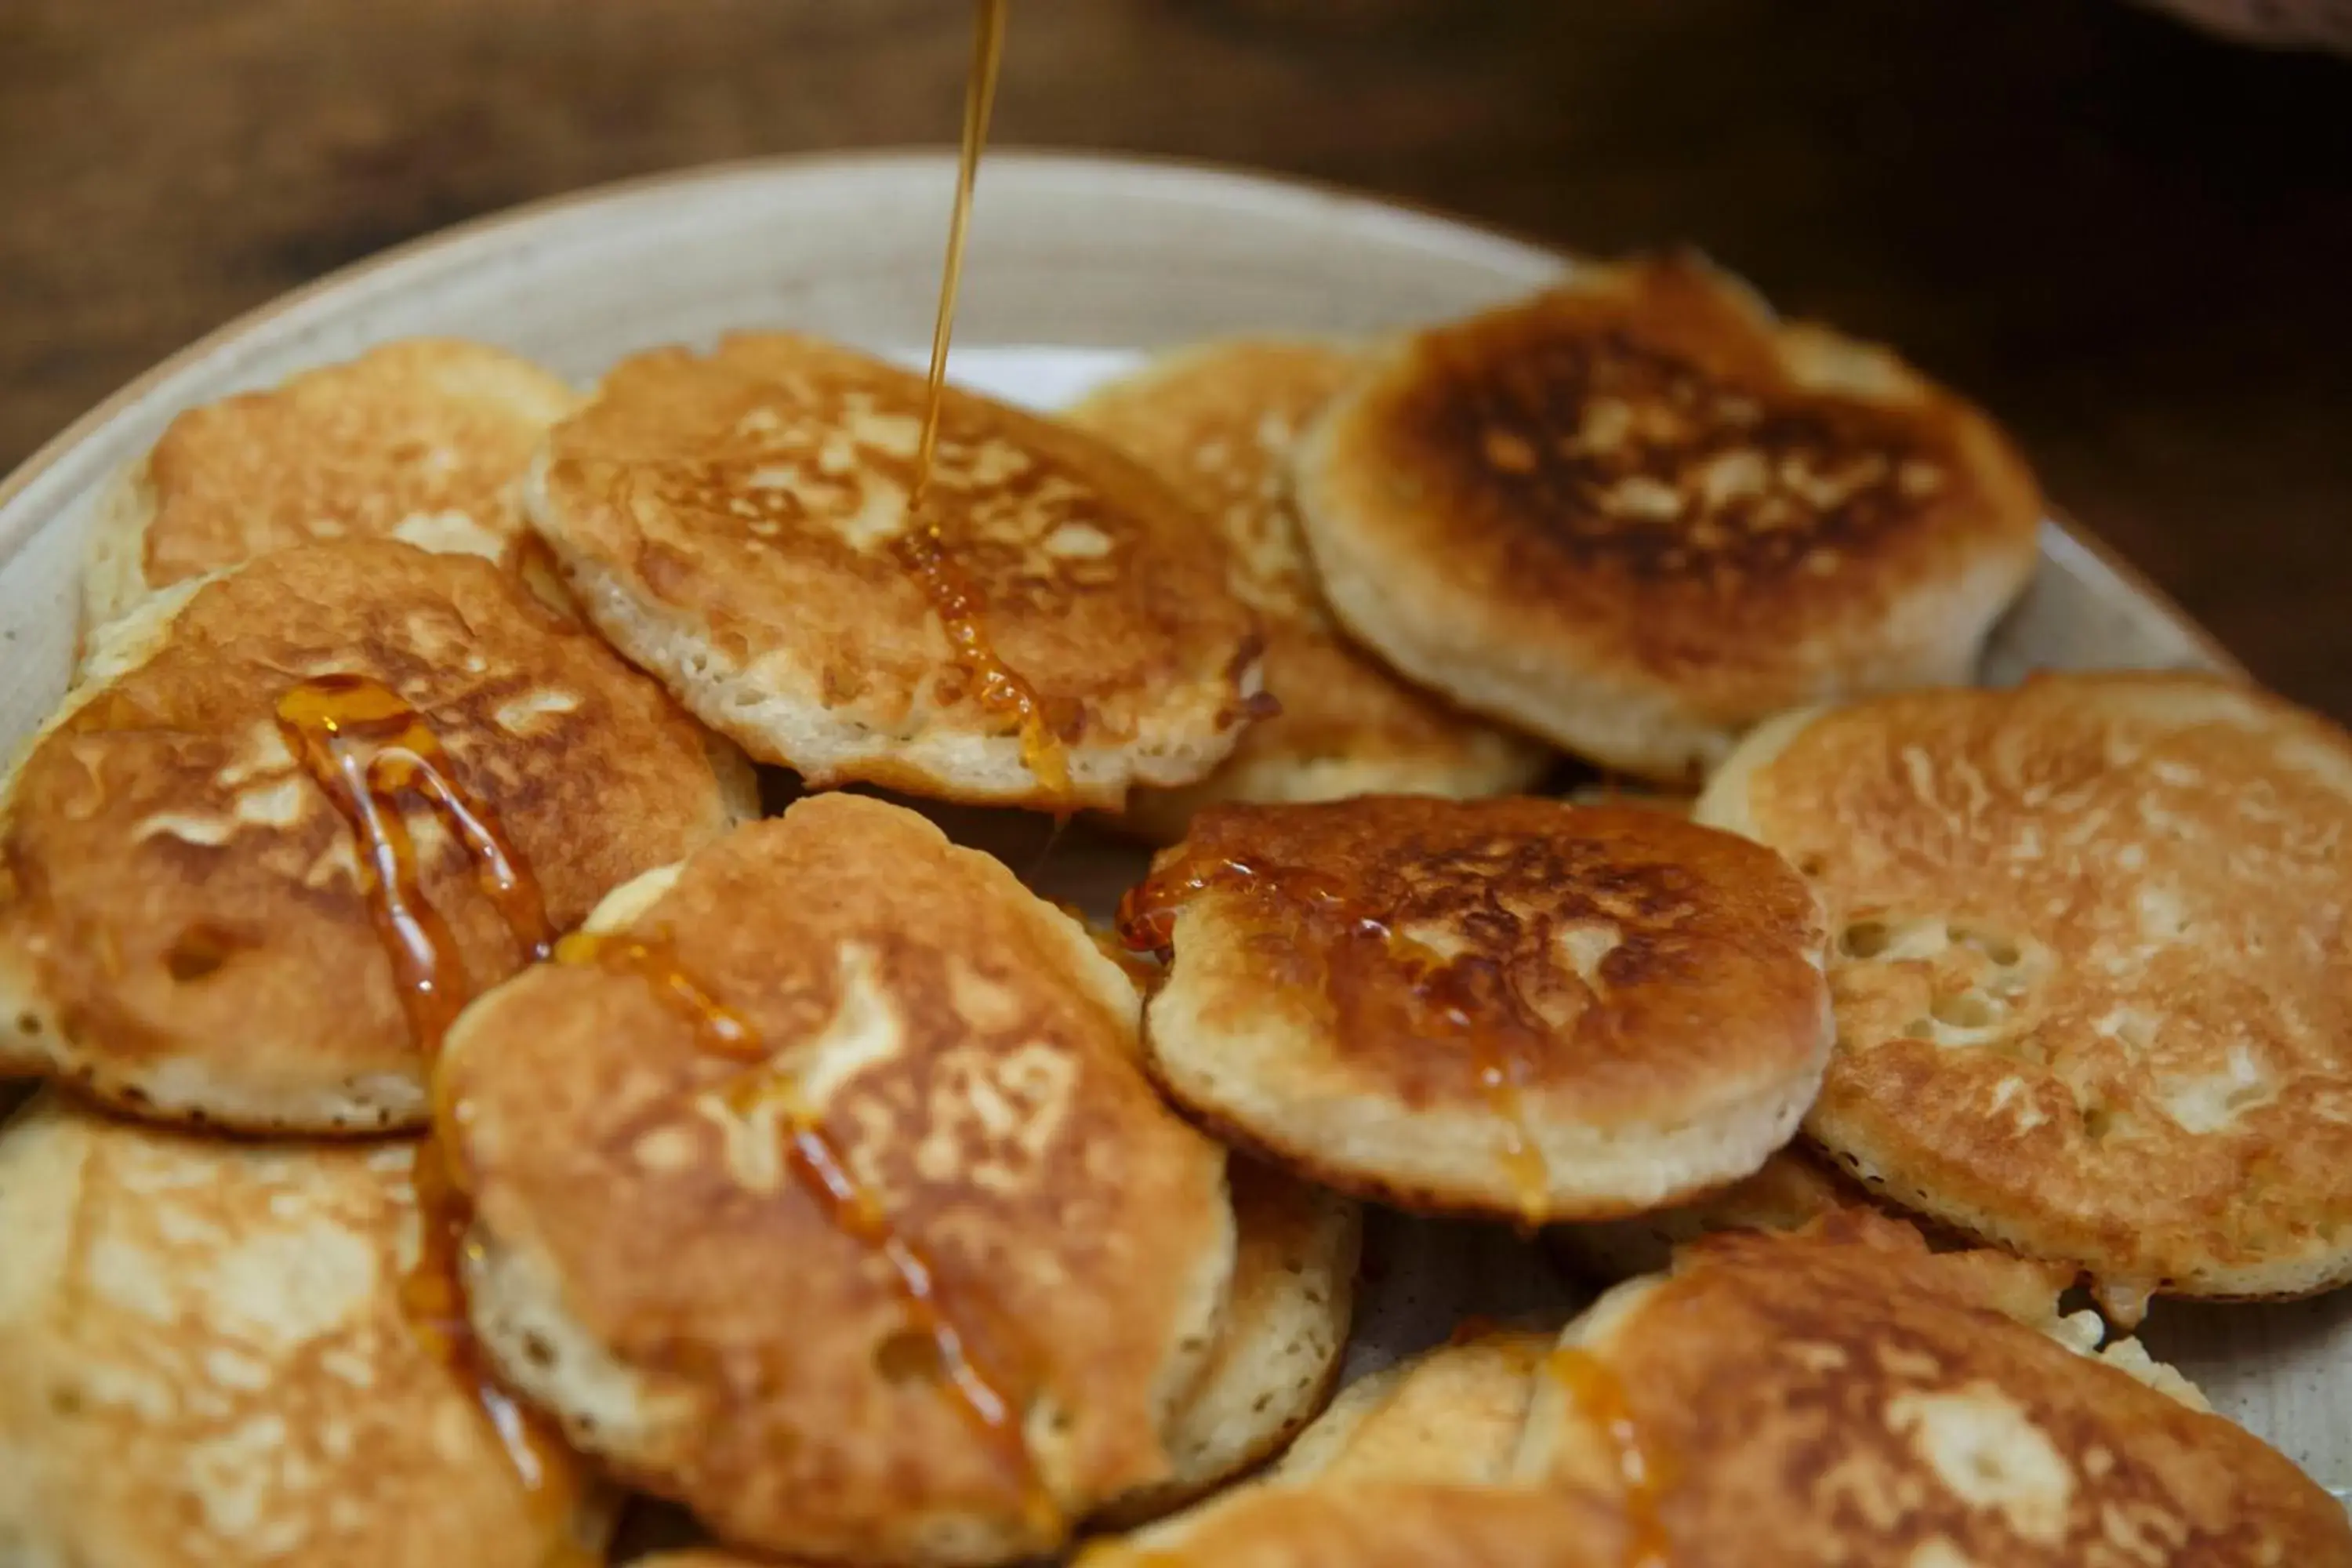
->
274 674 591 1562
554 928 1057 1536
1547 1348 1672 1568
888 0 1073 804
1116 851 1552 1221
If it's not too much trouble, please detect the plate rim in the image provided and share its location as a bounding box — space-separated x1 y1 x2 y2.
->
0 144 2240 677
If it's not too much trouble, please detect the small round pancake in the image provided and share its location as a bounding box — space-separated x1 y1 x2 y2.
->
1697 672 2352 1313
0 539 755 1134
1081 1328 1602 1568
437 796 1236 1566
0 1091 609 1568
1292 254 2044 782
524 333 1265 811
1272 1326 1554 1488
1125 796 1832 1221
1105 1158 1362 1520
83 338 579 637
1515 1215 2352 1566
1066 340 1549 841
1550 1145 1871 1283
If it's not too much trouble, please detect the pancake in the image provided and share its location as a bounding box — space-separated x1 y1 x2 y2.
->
1078 1329 1594 1568
435 795 1236 1566
0 539 755 1134
1106 1158 1362 1520
82 338 579 637
1292 254 2044 782
0 1091 610 1568
1078 1481 1626 1568
1121 796 1832 1222
1513 1214 2352 1566
1550 1145 1872 1283
1272 1327 1554 1488
524 333 1265 811
1697 672 2352 1316
1066 340 1549 841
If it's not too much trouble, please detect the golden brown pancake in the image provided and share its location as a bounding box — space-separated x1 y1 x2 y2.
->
524 333 1265 811
1697 672 2352 1316
1080 1328 1606 1568
0 1091 611 1568
0 539 755 1134
82 339 579 637
1549 1145 1874 1283
1123 796 1831 1222
1516 1215 2352 1566
1066 340 1548 840
1105 1158 1361 1521
436 796 1236 1566
1272 1327 1555 1488
1077 1480 1627 1568
1292 254 2044 782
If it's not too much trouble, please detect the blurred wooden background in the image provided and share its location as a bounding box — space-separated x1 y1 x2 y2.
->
2 0 2347 712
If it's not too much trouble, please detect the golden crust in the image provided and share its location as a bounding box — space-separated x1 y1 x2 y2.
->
1697 672 2352 1307
0 539 750 1133
1068 340 1548 840
1519 1216 2352 1566
437 797 1235 1565
1133 797 1831 1221
85 339 578 634
528 334 1265 810
1294 255 2044 780
0 1093 608 1568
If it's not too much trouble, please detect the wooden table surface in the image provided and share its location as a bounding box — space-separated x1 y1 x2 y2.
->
4 0 2347 713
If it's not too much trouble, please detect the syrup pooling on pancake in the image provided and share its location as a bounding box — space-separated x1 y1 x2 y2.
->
1117 846 1552 1219
1545 1348 1671 1568
274 673 588 1558
554 926 1054 1527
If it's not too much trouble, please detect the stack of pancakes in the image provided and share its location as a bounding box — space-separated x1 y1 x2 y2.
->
2 253 2348 1567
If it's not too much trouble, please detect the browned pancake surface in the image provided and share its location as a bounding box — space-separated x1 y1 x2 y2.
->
1128 797 1829 1218
439 796 1234 1565
529 334 1263 808
113 339 574 609
1702 672 2352 1307
1296 255 2042 776
0 539 746 1131
1523 1217 2352 1566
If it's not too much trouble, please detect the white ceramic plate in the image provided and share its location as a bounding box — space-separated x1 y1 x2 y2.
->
0 150 2341 1503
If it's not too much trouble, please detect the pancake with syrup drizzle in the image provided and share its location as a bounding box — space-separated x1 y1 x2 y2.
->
81 339 579 641
1512 1212 2352 1566
0 1091 612 1568
1697 672 2352 1317
1290 254 2043 782
0 539 756 1134
1102 1157 1362 1521
434 795 1236 1566
522 333 1266 811
1065 339 1549 841
1120 797 1832 1221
